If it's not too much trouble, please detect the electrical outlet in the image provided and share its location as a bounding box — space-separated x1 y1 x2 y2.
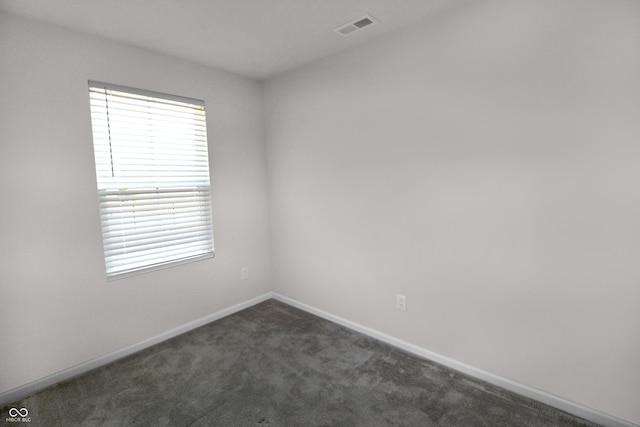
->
396 294 406 312
241 266 249 280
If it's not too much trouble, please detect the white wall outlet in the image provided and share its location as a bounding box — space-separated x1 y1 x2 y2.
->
396 294 407 312
241 266 249 280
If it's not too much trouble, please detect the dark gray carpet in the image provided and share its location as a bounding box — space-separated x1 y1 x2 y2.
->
2 299 599 426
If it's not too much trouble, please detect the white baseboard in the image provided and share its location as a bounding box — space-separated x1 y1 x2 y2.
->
272 293 637 427
0 292 273 407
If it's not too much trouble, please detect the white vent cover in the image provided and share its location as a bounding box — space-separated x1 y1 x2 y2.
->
334 14 378 36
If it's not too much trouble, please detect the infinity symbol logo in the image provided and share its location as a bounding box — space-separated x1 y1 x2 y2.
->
8 407 28 417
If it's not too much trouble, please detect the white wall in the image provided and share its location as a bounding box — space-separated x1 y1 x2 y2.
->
264 0 640 424
0 13 271 394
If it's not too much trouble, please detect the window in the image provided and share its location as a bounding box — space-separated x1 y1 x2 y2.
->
88 81 214 280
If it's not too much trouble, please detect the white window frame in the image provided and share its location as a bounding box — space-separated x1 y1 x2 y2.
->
88 81 214 280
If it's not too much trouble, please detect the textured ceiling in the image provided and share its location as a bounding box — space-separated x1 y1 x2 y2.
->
0 0 460 79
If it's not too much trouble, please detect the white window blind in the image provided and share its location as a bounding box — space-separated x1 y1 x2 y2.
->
88 81 214 280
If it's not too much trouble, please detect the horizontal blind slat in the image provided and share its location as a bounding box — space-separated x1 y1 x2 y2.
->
101 210 212 228
106 252 212 275
102 220 213 242
104 228 213 253
105 240 212 267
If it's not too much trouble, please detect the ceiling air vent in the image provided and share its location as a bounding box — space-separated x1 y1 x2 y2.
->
334 14 378 36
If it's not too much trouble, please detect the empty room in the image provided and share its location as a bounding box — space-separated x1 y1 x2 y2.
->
1 0 639 426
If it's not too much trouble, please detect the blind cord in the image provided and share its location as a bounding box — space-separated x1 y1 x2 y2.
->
103 88 115 178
